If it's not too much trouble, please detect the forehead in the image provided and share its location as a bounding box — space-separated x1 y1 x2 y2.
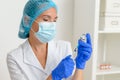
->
37 8 57 18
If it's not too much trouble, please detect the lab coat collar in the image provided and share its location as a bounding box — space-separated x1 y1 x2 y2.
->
22 40 43 71
22 40 57 74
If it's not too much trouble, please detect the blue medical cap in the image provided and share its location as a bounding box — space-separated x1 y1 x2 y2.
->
18 0 57 39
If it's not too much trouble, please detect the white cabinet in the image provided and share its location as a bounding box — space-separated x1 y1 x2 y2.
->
74 0 120 80
100 0 120 13
95 0 120 80
100 0 120 31
99 16 120 30
96 34 120 80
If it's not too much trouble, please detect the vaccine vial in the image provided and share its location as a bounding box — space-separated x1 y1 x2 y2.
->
80 34 86 42
74 34 86 52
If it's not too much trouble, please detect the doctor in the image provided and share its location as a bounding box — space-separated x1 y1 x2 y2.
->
7 0 92 80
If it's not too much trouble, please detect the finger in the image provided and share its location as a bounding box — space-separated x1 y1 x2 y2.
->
78 40 91 48
77 52 91 61
83 53 91 60
82 51 91 56
78 47 92 53
67 59 75 65
78 50 91 57
65 67 74 75
86 33 92 45
64 55 72 59
65 61 74 68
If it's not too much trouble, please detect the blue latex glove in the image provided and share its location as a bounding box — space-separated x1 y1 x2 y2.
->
75 33 92 69
52 55 74 80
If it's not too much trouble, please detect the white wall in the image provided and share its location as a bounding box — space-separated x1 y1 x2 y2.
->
0 0 27 80
73 0 95 80
54 0 74 42
0 0 74 80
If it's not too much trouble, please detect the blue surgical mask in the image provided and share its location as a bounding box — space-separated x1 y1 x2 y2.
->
31 22 56 43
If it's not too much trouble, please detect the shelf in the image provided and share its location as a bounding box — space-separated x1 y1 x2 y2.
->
99 30 120 34
96 65 120 75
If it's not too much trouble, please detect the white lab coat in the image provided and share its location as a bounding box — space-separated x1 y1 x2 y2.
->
7 40 75 80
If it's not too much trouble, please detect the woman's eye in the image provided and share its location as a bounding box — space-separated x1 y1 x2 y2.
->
43 19 49 21
53 19 57 22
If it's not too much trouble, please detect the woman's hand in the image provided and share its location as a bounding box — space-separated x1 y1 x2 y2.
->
51 55 74 80
75 33 92 69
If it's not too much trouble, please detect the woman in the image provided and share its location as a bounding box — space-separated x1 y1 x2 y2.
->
7 0 92 80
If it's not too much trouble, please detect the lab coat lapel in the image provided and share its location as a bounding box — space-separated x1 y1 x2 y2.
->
45 40 58 74
22 40 45 72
